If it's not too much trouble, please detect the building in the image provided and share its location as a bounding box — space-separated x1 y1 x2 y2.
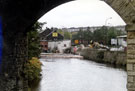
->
40 28 71 53
40 28 64 41
63 25 126 33
40 28 64 52
117 35 127 47
111 35 127 47
48 40 71 53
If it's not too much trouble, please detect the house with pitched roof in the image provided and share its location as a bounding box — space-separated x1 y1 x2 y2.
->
40 28 68 53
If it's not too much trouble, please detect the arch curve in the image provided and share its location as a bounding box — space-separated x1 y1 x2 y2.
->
35 0 135 26
105 0 135 24
2 0 135 34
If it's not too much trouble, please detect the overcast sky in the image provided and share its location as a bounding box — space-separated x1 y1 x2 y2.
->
38 0 126 28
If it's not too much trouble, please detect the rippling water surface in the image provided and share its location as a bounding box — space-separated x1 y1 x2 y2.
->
32 58 127 91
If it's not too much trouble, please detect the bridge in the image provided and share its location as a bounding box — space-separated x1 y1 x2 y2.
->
0 0 135 91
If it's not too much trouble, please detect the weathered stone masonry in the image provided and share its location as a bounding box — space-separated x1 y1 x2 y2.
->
0 33 28 91
80 48 126 66
126 24 135 91
0 0 135 91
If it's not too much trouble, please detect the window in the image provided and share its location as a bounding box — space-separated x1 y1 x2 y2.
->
44 45 47 47
64 44 66 47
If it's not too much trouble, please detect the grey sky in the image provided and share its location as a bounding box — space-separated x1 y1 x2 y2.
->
38 0 126 28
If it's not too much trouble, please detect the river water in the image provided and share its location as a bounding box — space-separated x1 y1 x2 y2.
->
31 58 127 91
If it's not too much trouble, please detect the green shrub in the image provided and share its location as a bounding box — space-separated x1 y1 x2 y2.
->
24 57 42 84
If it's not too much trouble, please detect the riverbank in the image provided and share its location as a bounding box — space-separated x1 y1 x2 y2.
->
40 49 126 67
40 53 83 59
79 48 126 66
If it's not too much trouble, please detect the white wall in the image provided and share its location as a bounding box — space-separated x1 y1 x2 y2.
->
118 38 127 47
48 40 71 53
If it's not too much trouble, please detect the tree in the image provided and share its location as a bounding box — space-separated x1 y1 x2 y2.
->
107 27 117 45
57 29 71 40
93 26 107 44
27 22 44 59
64 31 71 40
93 26 124 45
84 27 93 41
72 26 125 46
24 22 44 89
57 29 64 35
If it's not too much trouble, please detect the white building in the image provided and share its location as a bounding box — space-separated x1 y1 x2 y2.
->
48 40 71 53
68 28 80 32
64 25 126 33
117 35 127 47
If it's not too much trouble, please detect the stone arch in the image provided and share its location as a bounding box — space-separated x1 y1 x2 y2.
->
2 0 135 34
1 0 135 91
105 0 135 24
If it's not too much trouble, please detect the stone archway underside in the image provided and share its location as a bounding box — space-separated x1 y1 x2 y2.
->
0 0 135 91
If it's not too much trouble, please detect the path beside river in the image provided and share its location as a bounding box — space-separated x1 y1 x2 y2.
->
40 53 83 59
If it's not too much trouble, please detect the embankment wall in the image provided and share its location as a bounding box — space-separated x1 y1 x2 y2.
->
80 48 126 66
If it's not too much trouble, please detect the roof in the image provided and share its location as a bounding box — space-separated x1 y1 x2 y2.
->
39 28 53 38
117 35 127 38
40 28 64 41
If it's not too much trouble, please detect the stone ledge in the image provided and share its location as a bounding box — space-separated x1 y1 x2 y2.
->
127 64 133 71
128 76 134 82
127 50 135 54
128 88 135 91
128 39 135 45
128 32 135 39
127 59 135 63
126 24 135 31
128 45 135 50
128 72 135 76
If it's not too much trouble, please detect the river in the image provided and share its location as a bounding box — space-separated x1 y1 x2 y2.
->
31 58 127 91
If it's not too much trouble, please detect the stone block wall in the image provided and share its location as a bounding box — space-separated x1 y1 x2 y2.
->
127 28 135 91
80 49 103 62
104 51 126 65
80 48 126 66
0 33 28 91
1 0 135 91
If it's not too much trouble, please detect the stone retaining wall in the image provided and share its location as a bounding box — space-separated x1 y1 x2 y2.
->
80 48 126 66
0 34 28 91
